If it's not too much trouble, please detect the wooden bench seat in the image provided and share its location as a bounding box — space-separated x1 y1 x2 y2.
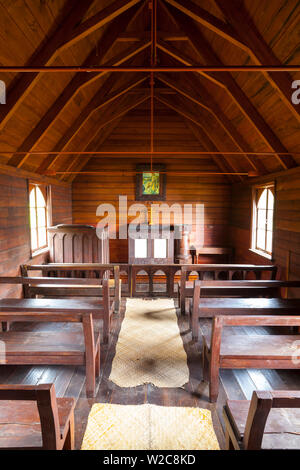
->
191 280 300 340
0 398 75 449
21 263 121 313
0 327 100 363
31 278 118 288
202 315 300 403
0 384 75 450
179 264 278 313
203 331 300 362
0 278 112 397
25 280 121 303
223 391 300 450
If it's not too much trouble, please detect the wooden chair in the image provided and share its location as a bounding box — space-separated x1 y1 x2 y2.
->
0 383 75 450
202 315 300 402
191 279 300 340
21 263 121 314
223 390 300 450
179 264 278 314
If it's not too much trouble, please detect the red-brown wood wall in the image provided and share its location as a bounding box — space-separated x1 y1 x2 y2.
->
0 174 72 297
72 158 231 263
230 169 300 284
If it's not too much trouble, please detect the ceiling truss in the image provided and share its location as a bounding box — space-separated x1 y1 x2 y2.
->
0 0 298 181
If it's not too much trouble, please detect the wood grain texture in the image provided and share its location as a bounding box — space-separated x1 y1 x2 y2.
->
230 169 300 297
72 102 231 262
0 173 72 298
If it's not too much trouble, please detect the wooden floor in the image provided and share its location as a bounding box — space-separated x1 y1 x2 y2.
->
1 297 300 450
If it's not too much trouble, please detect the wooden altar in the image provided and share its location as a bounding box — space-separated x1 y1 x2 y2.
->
128 224 192 264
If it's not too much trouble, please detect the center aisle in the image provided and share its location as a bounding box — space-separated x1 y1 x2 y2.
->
109 298 189 388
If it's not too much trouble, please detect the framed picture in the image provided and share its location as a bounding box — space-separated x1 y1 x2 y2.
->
135 164 166 201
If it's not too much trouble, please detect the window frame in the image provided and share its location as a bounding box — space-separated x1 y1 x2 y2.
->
251 182 275 259
29 183 49 255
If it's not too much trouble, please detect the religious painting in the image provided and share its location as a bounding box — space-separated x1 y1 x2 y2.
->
135 164 166 201
142 172 160 195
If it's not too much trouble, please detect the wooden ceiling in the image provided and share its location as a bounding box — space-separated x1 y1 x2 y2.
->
0 0 300 184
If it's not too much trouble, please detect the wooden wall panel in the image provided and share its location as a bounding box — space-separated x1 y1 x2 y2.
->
0 173 72 298
51 184 72 226
72 158 231 263
230 169 300 287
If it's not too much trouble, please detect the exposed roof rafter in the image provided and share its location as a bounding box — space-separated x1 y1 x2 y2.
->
156 66 267 175
215 0 300 126
0 1 146 132
164 0 247 51
0 0 94 130
44 93 150 176
9 39 150 168
155 93 244 181
36 74 148 174
161 1 297 171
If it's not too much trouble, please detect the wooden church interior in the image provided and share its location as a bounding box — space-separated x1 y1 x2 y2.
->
1 0 300 451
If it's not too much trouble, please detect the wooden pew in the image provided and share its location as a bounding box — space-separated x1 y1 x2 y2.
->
202 315 300 402
223 390 300 450
21 263 121 313
179 264 278 314
0 277 112 397
0 383 75 450
191 280 300 340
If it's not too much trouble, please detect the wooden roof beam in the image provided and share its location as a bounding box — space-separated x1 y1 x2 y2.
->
162 2 297 171
66 0 145 47
156 48 267 174
164 0 247 51
0 0 95 130
55 111 125 180
184 119 235 183
44 93 150 175
8 39 150 168
184 120 244 183
116 31 188 41
0 162 69 187
0 1 145 131
35 73 122 175
155 93 244 181
165 0 300 125
60 118 123 182
7 2 147 168
64 93 150 182
215 0 300 126
36 75 148 174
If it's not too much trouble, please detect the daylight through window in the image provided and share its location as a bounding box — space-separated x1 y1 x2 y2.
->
29 185 48 253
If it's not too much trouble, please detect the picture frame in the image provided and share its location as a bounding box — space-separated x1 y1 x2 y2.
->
135 164 166 201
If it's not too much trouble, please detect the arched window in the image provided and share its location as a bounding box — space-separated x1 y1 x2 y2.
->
252 184 274 257
29 185 48 252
